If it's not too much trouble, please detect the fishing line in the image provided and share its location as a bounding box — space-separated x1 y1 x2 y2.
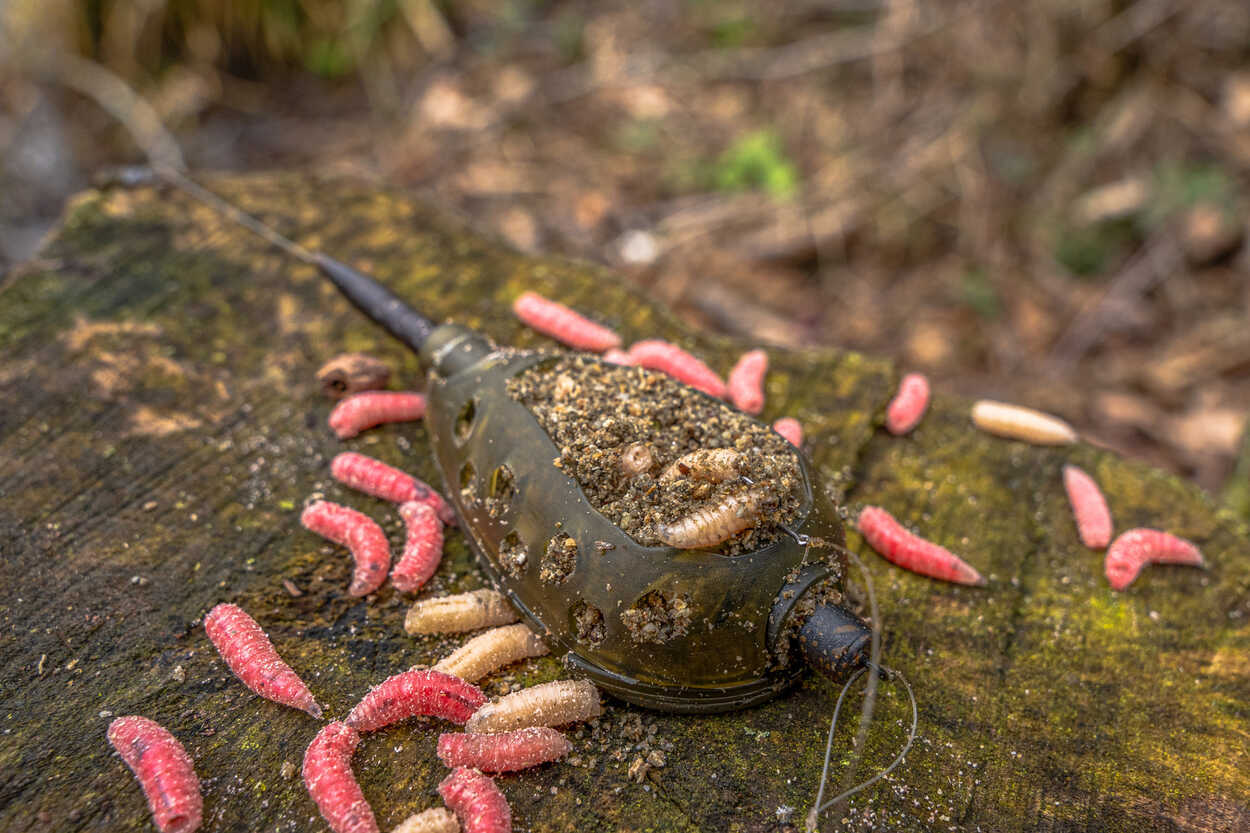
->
804 543 918 832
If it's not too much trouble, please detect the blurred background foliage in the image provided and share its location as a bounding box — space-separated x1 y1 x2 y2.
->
2 0 1249 504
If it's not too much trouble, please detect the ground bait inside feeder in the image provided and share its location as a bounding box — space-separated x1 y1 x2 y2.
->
508 355 802 555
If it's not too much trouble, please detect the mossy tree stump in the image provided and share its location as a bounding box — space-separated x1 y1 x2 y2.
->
0 175 1246 832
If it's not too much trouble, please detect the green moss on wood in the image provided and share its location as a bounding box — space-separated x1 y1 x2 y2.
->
0 173 1245 832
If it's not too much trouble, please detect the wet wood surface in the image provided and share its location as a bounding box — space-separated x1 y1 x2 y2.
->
0 174 1246 832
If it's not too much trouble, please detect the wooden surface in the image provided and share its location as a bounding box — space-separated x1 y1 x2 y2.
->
0 174 1247 833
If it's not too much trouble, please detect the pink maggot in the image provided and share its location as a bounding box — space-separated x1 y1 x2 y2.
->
857 505 986 586
438 768 512 833
391 501 445 592
204 603 321 717
726 349 768 414
1104 528 1205 591
106 716 203 833
300 500 390 596
345 669 487 732
885 372 930 436
437 727 571 773
601 348 635 366
626 340 727 399
1062 464 1113 550
329 391 427 439
302 722 378 833
513 291 622 353
772 417 803 447
330 451 454 525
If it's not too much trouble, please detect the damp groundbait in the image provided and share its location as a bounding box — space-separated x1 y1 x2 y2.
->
772 417 803 447
329 391 427 439
857 505 986 586
727 349 768 414
464 680 602 735
626 339 728 398
300 500 390 596
437 727 571 773
885 372 930 436
512 291 622 353
331 451 454 524
655 486 771 549
659 448 742 484
432 623 550 683
438 767 512 833
1104 528 1205 591
393 808 461 833
345 669 487 732
203 603 321 717
405 590 519 635
970 399 1077 446
302 722 378 833
106 716 203 833
1062 464 1113 550
391 501 444 593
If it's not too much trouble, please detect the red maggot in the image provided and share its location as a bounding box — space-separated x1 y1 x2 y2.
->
726 349 768 414
391 501 445 593
512 291 622 353
438 767 512 833
626 340 728 399
106 716 203 833
345 669 487 732
300 500 390 596
1104 528 1205 591
302 722 378 833
203 603 321 717
330 451 454 525
885 372 930 436
437 727 571 773
857 505 986 586
329 391 427 439
1062 464 1113 550
772 417 803 447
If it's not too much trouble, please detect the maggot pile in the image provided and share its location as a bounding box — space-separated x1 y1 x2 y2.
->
506 355 803 555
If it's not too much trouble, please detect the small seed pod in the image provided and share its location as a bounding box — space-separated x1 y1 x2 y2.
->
885 372 930 435
300 501 390 596
391 502 445 593
656 486 771 549
772 417 803 447
727 349 768 414
393 808 461 833
302 722 378 833
204 603 321 717
970 400 1077 446
346 669 487 732
331 452 455 525
626 340 727 398
329 391 427 439
405 589 518 636
512 291 622 352
659 448 742 484
857 506 986 586
618 443 655 478
1062 464 1113 549
464 679 601 735
1104 528 1205 591
432 624 550 683
438 768 512 833
437 727 571 773
317 353 392 400
107 716 202 833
